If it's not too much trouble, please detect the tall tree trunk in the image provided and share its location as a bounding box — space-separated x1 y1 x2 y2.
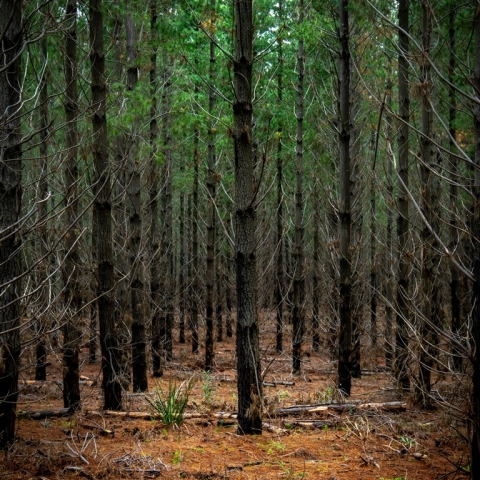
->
160 57 174 362
292 0 305 374
416 0 438 410
472 4 480 475
395 0 411 392
312 190 320 352
233 0 262 435
126 1 148 392
0 0 22 448
179 184 186 344
448 5 461 373
370 139 377 348
215 205 224 343
90 0 122 410
190 82 200 354
384 76 394 369
205 1 217 370
63 0 81 410
149 0 163 377
337 0 353 396
112 4 130 388
36 36 49 382
275 0 284 355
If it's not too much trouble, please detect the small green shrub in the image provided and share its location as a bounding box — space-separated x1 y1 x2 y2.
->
146 376 196 426
201 371 216 404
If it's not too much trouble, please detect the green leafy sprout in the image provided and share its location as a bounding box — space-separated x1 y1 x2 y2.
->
146 376 196 427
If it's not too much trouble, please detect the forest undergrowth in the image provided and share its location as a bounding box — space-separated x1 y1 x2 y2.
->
2 312 470 480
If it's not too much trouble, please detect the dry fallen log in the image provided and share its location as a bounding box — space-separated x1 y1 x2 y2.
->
18 408 72 419
86 410 205 420
286 419 338 429
274 401 406 417
263 381 295 387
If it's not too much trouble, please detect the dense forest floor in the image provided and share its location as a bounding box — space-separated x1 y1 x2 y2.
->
3 312 471 479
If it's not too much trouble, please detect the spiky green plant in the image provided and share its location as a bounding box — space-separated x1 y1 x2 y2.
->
146 376 196 426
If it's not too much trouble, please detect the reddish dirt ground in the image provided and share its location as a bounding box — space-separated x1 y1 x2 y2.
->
2 315 471 479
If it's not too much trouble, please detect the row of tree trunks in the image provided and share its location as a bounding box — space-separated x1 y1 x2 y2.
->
0 0 23 448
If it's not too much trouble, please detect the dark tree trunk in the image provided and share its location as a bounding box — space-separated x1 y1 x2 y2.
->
112 3 130 389
395 0 411 393
191 83 200 354
233 0 262 435
312 191 320 352
448 5 462 373
0 0 22 448
63 0 81 410
337 0 353 397
370 148 377 348
215 206 224 343
149 0 163 377
384 76 394 369
161 59 174 363
36 36 49 383
205 1 217 370
126 2 148 392
292 0 305 375
275 0 284 355
179 186 186 344
471 5 480 477
90 0 122 410
416 0 438 410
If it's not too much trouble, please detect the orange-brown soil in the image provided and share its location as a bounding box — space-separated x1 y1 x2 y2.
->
2 316 470 479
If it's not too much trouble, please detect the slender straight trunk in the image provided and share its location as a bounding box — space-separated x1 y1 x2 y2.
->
448 6 461 372
149 0 163 377
337 0 353 396
63 0 81 409
395 0 411 392
161 59 174 362
179 187 186 343
36 36 49 382
233 0 262 435
275 0 284 354
225 243 234 338
0 0 22 448
472 4 480 475
215 206 224 343
312 192 320 352
90 0 122 410
113 5 130 388
370 146 377 347
385 76 394 368
126 2 147 392
205 1 217 370
191 82 200 354
292 0 305 374
416 0 438 410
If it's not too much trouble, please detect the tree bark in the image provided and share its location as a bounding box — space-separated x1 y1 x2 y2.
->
90 0 122 410
233 0 262 435
395 0 411 392
126 1 148 392
0 0 23 448
448 4 462 373
36 36 49 383
384 76 394 369
471 4 480 476
205 1 217 370
416 0 438 410
292 0 305 375
149 0 163 377
275 0 284 355
337 0 353 396
63 0 81 410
